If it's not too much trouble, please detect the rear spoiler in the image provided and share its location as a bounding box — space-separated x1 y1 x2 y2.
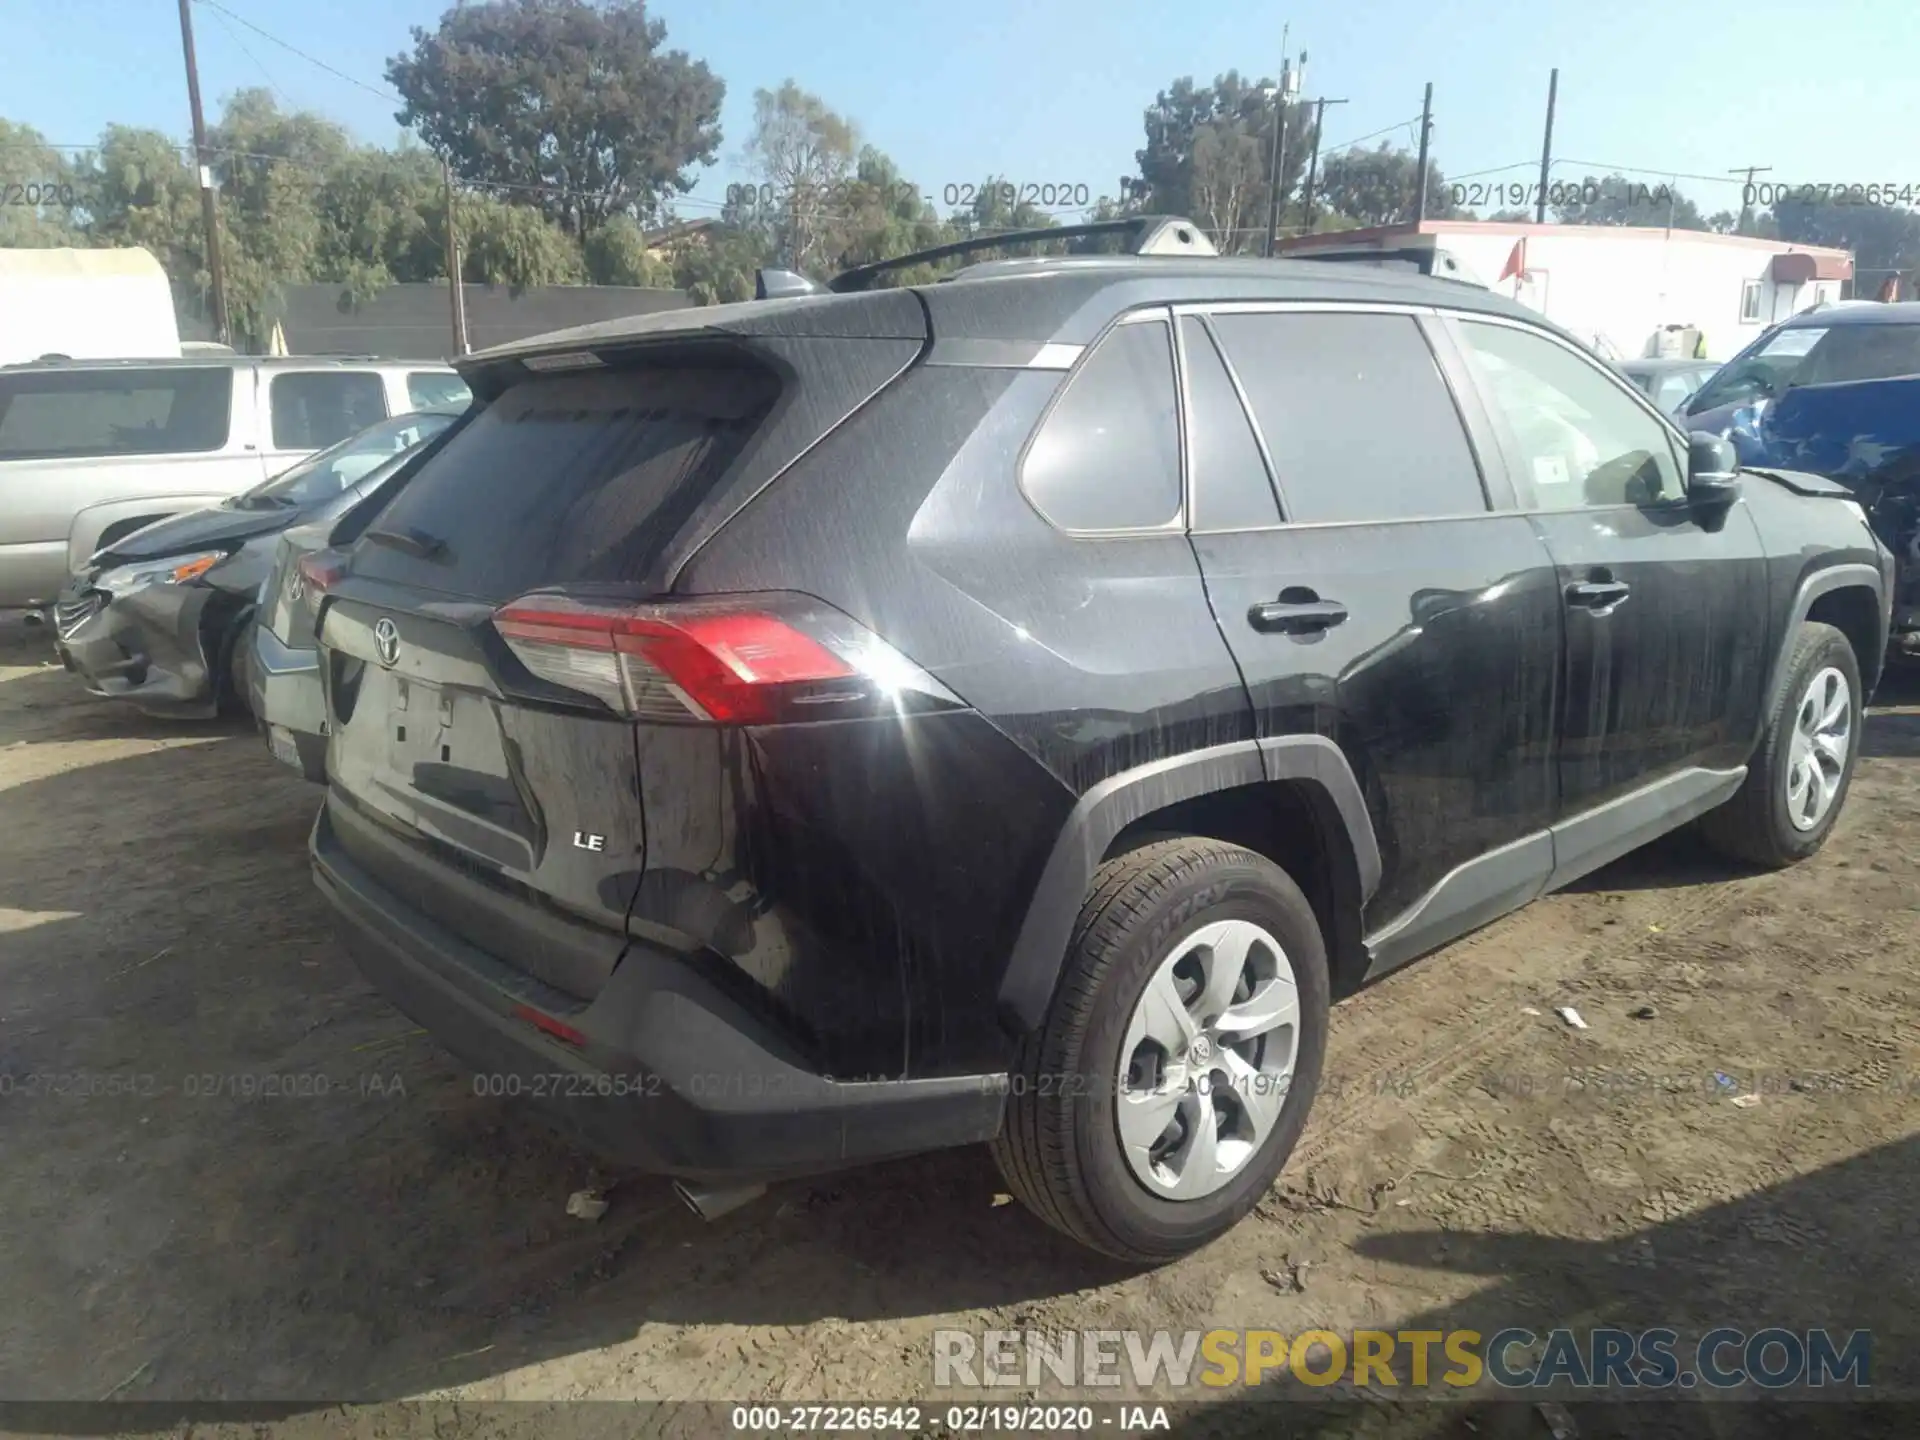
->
827 216 1217 293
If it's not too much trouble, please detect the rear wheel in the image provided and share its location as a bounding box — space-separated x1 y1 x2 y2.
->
1699 621 1861 867
991 838 1329 1263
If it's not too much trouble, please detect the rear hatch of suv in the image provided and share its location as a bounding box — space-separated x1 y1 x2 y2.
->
311 294 930 1004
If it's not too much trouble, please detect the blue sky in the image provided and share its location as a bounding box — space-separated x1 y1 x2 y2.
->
6 0 1916 222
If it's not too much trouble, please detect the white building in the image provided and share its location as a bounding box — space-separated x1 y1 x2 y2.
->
1281 220 1855 362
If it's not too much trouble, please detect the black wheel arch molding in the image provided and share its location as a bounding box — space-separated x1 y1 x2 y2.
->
995 734 1381 1034
1767 561 1890 712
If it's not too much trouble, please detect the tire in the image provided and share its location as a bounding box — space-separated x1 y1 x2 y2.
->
218 617 256 719
1698 621 1862 868
991 837 1330 1264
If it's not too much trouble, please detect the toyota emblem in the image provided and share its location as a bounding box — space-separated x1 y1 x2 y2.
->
373 617 401 668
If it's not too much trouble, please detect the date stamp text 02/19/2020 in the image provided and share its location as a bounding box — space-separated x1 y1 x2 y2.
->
725 181 1093 211
2 181 80 207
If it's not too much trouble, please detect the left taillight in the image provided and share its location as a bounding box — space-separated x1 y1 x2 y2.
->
294 548 349 637
492 591 964 725
296 548 348 599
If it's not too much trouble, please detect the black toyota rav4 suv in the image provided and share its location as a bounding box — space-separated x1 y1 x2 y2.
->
306 218 1894 1263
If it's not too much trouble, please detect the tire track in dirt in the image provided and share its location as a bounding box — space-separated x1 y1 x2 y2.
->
1286 856 1756 1184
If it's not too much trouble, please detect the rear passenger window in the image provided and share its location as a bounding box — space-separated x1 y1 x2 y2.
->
407 371 472 412
1022 317 1181 532
270 372 388 451
1208 312 1486 523
0 367 230 458
1181 317 1280 529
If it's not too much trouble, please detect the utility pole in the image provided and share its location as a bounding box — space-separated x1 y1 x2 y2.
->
1412 82 1434 224
442 159 470 355
1263 32 1303 258
1534 67 1558 224
1728 165 1772 236
1300 96 1348 233
176 0 230 346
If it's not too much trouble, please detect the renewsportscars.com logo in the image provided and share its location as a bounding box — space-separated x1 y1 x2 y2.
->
931 1327 1872 1392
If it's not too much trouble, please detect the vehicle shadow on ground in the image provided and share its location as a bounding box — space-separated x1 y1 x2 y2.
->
1152 1143 1920 1439
0 733 1125 1417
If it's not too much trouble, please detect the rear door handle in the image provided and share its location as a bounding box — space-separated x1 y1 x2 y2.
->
1249 599 1349 634
1566 580 1631 610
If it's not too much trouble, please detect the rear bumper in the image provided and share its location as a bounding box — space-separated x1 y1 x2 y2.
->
310 805 1008 1182
252 625 328 782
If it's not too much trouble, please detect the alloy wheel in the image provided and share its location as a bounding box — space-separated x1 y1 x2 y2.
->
1786 665 1852 832
1115 918 1300 1201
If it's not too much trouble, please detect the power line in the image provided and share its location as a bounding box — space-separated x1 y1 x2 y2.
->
193 0 402 106
1444 160 1538 181
1555 158 1755 188
1319 115 1423 155
202 4 294 112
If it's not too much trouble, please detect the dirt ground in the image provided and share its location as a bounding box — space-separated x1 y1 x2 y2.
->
2 609 1918 1438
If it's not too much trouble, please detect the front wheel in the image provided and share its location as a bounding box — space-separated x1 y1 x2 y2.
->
1699 620 1862 868
219 616 257 719
991 838 1330 1264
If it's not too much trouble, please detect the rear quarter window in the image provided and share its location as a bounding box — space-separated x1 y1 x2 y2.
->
0 367 232 459
350 363 780 602
1020 316 1182 532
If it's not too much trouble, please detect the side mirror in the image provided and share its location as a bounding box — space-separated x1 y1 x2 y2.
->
1686 433 1742 506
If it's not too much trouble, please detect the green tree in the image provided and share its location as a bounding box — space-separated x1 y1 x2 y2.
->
1130 72 1316 253
583 213 673 286
83 126 208 319
0 120 85 246
314 146 444 301
668 224 773 306
1769 199 1920 295
1188 118 1268 251
823 145 949 284
1314 142 1457 228
741 81 861 274
205 89 354 340
1550 173 1707 230
387 0 724 239
455 190 587 288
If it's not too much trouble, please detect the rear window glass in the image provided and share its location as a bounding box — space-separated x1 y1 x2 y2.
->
407 371 472 411
352 364 779 601
0 367 231 459
270 372 389 450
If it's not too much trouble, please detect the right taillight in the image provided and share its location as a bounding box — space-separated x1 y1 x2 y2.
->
492 592 964 725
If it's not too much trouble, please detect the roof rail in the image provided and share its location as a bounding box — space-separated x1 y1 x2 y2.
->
1285 244 1487 287
828 215 1217 293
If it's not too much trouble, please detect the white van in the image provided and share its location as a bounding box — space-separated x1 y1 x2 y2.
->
0 248 182 365
0 356 471 609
